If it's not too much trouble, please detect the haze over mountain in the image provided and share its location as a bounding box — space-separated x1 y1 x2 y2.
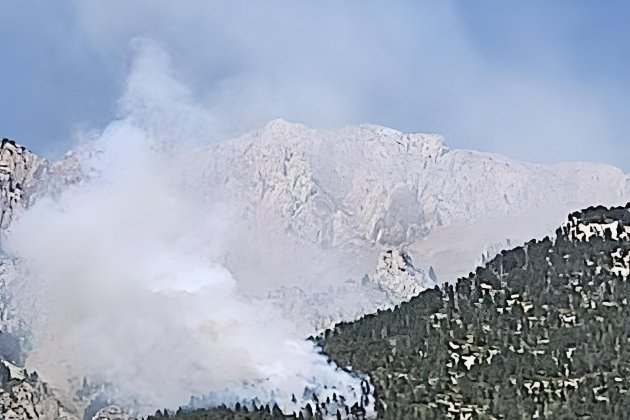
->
191 117 630 289
0 42 629 419
1 1 629 418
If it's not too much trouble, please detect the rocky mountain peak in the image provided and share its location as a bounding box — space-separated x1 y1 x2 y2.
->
0 139 41 229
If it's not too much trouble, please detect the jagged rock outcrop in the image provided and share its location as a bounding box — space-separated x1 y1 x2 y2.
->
179 119 630 304
369 249 432 299
0 138 83 419
90 406 135 420
0 361 78 419
0 138 81 231
266 249 432 333
0 139 41 230
190 119 630 250
175 119 630 332
0 139 82 338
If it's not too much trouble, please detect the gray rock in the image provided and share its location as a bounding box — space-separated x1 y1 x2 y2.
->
91 405 136 420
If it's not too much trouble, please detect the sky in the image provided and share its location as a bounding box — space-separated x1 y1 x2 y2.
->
0 1 629 169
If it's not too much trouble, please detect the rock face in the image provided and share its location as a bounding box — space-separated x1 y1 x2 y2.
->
186 120 630 286
0 361 78 419
0 138 81 231
0 139 83 419
90 406 135 420
3 122 630 332
190 121 449 249
0 140 81 337
370 249 432 300
175 119 630 330
192 120 630 248
0 139 41 230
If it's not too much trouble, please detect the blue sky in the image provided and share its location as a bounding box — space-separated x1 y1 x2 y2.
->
0 1 628 169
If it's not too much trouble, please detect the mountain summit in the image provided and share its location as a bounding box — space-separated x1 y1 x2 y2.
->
2 121 630 333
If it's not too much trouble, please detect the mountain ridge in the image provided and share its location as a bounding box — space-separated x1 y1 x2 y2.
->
2 120 630 335
185 119 630 289
1 121 630 418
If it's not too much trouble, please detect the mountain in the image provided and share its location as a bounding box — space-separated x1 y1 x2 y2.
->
1 121 630 419
2 121 630 334
0 142 85 419
0 140 80 374
190 119 630 281
181 119 630 330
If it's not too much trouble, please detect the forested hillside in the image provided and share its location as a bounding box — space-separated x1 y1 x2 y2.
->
149 204 630 419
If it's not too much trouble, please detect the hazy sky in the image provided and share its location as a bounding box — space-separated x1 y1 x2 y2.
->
1 1 628 169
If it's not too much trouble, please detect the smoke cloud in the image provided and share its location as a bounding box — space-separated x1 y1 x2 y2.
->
3 41 371 415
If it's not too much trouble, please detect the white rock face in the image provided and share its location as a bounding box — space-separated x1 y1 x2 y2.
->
0 139 81 231
4 120 630 333
0 361 78 420
0 140 83 419
191 120 449 249
0 140 82 344
192 120 629 250
371 249 433 300
4 120 630 334
0 139 41 229
185 119 630 293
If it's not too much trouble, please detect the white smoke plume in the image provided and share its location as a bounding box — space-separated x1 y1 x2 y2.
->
3 40 371 416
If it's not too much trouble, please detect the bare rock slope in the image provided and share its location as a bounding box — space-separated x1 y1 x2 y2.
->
2 121 630 333
196 120 629 250
184 120 630 322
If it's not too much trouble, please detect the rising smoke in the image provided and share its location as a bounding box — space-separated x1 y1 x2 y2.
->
3 40 372 416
